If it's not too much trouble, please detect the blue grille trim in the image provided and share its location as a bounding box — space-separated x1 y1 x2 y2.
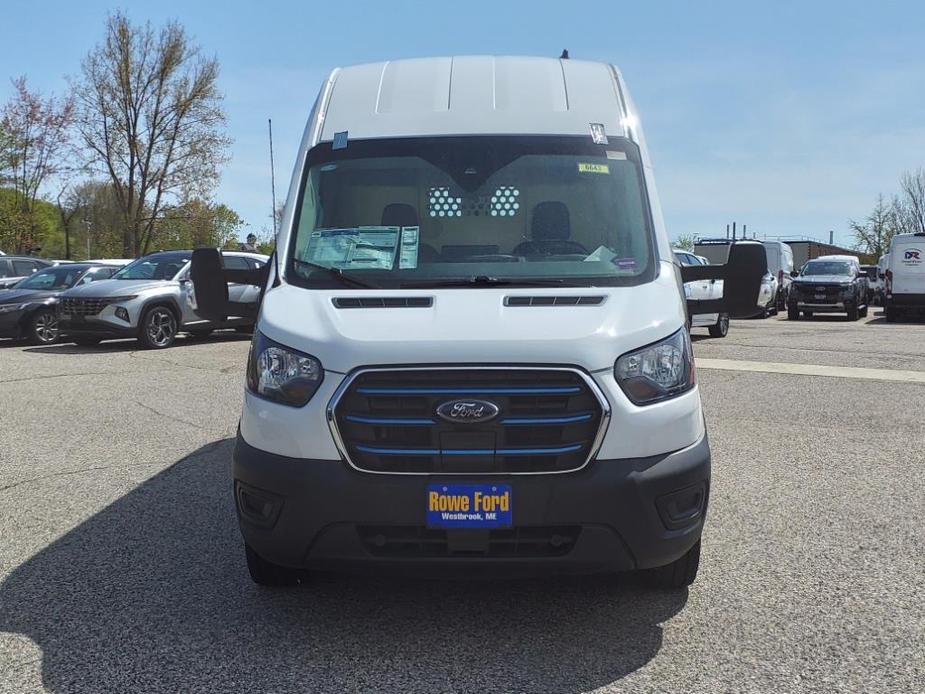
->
354 443 584 456
344 415 435 426
356 386 582 395
499 413 594 425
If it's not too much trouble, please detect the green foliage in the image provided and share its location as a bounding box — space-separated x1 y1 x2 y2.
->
673 233 696 252
0 187 63 255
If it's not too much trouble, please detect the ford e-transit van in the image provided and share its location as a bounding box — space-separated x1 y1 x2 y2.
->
191 56 765 589
884 233 925 321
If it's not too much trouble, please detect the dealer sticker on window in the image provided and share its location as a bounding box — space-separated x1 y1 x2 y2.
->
426 484 512 529
578 162 610 174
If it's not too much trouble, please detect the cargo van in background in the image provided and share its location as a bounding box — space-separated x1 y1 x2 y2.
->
762 241 794 310
884 233 925 321
876 253 890 305
859 264 879 304
190 56 765 590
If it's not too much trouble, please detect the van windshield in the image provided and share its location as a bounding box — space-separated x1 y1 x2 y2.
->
289 136 655 288
801 261 851 276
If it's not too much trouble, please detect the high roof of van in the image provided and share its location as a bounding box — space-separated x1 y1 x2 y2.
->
317 56 633 142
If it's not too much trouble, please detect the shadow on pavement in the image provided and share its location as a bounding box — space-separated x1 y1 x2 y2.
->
0 439 686 693
22 331 251 355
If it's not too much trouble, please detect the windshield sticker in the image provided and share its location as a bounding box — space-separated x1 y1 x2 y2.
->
613 257 637 270
304 227 399 270
332 131 348 150
578 163 610 174
605 151 627 160
399 226 420 269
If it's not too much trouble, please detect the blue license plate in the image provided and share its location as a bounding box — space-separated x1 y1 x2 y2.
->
426 483 512 529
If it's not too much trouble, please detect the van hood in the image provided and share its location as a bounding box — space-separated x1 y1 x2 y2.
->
258 265 687 373
61 278 175 297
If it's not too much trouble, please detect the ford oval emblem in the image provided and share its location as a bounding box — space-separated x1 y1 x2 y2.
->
436 399 500 424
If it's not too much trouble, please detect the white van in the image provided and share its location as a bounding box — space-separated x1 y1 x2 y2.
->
191 56 764 589
762 241 794 310
884 233 925 321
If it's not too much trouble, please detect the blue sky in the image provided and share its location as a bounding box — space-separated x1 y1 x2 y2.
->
2 0 924 246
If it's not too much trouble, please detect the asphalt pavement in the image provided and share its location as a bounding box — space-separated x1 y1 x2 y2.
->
1 312 923 693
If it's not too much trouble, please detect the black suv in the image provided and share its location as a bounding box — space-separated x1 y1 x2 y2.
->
787 258 869 321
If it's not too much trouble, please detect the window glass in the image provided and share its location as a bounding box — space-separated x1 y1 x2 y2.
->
222 255 251 270
113 252 191 280
12 260 39 276
290 136 655 289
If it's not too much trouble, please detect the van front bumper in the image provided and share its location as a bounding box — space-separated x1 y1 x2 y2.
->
233 431 710 575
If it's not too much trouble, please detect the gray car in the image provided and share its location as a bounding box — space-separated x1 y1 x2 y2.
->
57 250 268 349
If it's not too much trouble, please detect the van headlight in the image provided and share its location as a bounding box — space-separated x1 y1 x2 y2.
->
614 328 695 405
246 330 323 406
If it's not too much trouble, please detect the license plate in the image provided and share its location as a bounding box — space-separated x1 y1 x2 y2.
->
815 294 826 300
426 483 512 528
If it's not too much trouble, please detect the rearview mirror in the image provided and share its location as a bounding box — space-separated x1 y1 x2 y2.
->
190 248 267 321
680 241 768 318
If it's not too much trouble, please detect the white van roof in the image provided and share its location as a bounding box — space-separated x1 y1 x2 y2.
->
319 56 631 142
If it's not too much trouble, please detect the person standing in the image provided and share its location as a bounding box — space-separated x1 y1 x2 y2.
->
240 233 258 252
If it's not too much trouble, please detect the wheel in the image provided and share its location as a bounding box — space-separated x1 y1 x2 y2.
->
708 313 729 338
244 543 303 586
846 302 859 321
859 304 868 318
72 337 101 346
787 303 800 320
885 306 898 323
27 309 60 345
187 328 214 339
641 540 701 589
804 311 813 318
138 305 178 349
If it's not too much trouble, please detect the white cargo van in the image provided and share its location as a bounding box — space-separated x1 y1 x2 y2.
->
884 233 925 321
762 241 794 310
191 56 764 589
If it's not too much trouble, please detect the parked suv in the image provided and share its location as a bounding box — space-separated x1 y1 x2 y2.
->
57 250 268 349
0 256 54 289
788 257 869 320
0 263 122 344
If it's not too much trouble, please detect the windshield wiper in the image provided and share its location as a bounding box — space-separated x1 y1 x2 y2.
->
293 260 379 288
400 275 584 288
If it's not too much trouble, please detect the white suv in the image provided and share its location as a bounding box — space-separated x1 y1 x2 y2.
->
58 250 268 349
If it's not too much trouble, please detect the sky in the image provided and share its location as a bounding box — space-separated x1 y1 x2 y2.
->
1 0 924 247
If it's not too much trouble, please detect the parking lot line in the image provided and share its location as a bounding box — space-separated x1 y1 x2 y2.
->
697 358 925 384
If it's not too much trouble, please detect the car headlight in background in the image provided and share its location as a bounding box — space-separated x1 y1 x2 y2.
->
246 330 323 406
614 328 695 405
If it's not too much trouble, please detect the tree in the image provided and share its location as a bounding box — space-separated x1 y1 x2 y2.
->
0 77 74 253
850 194 897 257
899 168 925 235
154 198 244 250
673 233 696 252
72 12 229 257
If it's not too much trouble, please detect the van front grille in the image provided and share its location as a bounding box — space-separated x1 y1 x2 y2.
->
358 525 582 557
330 367 608 474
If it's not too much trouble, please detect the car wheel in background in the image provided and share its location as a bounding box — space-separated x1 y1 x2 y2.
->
72 337 102 347
885 306 898 323
804 311 813 318
787 303 800 320
138 305 178 349
860 304 869 318
641 540 701 589
27 309 60 345
244 543 303 587
708 313 729 338
846 302 859 321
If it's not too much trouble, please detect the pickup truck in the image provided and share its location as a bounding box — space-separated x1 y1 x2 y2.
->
788 257 869 321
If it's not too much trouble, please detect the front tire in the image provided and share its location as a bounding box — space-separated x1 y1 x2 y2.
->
138 305 178 349
885 306 898 323
27 309 60 345
787 303 800 320
708 313 729 338
641 540 701 589
846 302 859 321
859 304 868 318
244 543 304 587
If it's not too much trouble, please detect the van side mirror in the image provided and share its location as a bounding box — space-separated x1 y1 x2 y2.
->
680 240 768 318
190 247 267 321
878 272 885 280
